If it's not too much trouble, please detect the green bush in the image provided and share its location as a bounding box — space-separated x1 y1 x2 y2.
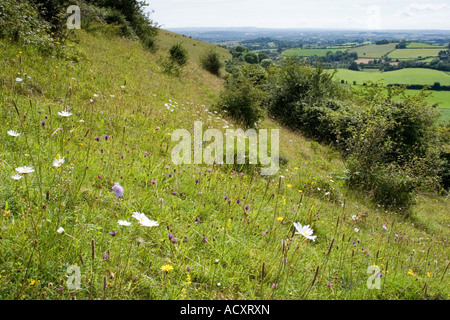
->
216 64 267 128
200 50 223 76
0 0 54 52
263 58 345 140
169 43 188 66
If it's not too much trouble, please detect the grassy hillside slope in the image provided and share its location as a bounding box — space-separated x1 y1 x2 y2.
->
0 29 448 300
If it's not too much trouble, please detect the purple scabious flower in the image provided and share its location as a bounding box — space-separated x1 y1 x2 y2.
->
110 231 117 237
195 179 199 184
202 236 207 243
168 174 173 178
244 205 249 211
105 135 110 141
151 180 157 184
236 199 241 204
95 136 100 141
41 121 46 126
103 253 109 260
112 182 124 198
194 218 200 223
168 233 174 240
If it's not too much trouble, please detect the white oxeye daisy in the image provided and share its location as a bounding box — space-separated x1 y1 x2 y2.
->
57 227 65 234
58 111 73 117
16 78 23 82
52 155 65 167
354 228 360 233
7 130 21 137
132 212 159 227
118 220 132 226
352 215 359 221
12 174 23 180
15 166 35 174
293 222 317 242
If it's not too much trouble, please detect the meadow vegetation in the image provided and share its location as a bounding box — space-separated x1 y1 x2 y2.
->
0 0 449 301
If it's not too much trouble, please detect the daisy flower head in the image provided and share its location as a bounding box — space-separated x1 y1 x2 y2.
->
7 130 21 137
352 215 358 221
118 220 131 226
58 111 73 117
57 227 65 234
15 166 35 174
12 174 23 180
52 155 65 167
294 222 317 242
132 212 159 227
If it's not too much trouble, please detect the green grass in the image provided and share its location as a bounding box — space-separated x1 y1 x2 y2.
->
406 42 445 49
334 68 450 86
0 28 449 301
388 49 442 60
416 90 450 122
348 43 398 59
282 48 344 57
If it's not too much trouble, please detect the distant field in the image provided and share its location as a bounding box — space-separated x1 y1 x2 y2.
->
418 90 450 122
406 42 445 49
388 48 441 60
333 68 450 86
347 43 397 58
282 48 344 57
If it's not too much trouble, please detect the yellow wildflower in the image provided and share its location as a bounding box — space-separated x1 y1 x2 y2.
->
161 265 174 272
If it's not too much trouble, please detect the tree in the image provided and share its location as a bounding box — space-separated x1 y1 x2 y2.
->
348 61 360 71
244 52 259 64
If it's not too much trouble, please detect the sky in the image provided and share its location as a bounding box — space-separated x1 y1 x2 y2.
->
145 0 450 30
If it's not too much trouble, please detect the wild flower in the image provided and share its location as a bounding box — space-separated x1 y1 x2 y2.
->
15 166 34 174
132 212 159 227
161 265 174 272
57 227 65 234
194 218 200 223
7 130 21 137
244 205 249 211
58 111 72 117
293 223 317 242
52 155 65 167
110 231 117 237
118 220 131 226
112 182 124 198
12 174 23 180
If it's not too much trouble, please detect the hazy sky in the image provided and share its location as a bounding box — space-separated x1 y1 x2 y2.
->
145 0 450 30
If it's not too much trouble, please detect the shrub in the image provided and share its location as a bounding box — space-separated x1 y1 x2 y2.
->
263 58 345 140
216 64 267 128
169 43 188 66
200 50 223 76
